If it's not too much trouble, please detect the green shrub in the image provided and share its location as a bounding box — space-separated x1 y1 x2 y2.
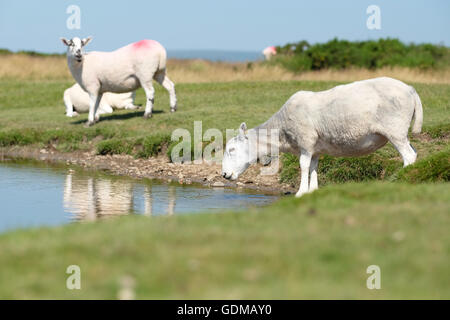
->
273 38 449 72
318 154 399 184
279 153 300 185
0 130 37 146
135 134 171 158
96 139 133 155
279 152 402 186
397 147 450 183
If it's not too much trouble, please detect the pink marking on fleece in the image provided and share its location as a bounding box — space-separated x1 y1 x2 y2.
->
131 40 157 50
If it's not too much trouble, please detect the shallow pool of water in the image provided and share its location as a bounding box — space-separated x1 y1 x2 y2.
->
0 160 278 233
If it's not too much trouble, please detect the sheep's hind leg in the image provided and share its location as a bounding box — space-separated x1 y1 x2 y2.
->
155 71 177 112
389 137 417 167
295 150 312 198
142 83 155 119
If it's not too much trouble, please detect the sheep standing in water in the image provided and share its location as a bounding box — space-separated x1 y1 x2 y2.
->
63 83 138 117
222 77 423 197
61 37 177 127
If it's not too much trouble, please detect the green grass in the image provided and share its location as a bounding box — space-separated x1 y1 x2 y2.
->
0 182 448 299
0 79 449 299
397 146 450 182
1 80 448 155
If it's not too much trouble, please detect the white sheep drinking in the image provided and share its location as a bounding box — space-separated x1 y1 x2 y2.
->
60 37 177 127
221 77 423 197
63 83 138 117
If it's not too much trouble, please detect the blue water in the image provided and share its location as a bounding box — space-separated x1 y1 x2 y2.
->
0 161 277 233
167 49 263 62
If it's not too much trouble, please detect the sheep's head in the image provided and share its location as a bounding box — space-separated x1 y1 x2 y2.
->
222 122 253 180
60 36 92 62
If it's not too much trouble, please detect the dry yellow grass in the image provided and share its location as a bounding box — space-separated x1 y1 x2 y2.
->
1 54 449 84
0 54 71 81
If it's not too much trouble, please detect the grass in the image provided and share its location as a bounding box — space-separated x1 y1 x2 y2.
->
397 146 450 183
0 78 448 182
0 181 448 299
1 54 450 84
0 80 448 155
0 76 448 299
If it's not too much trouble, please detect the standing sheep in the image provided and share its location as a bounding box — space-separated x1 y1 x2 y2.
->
222 77 423 197
63 83 138 117
60 37 177 127
262 46 277 60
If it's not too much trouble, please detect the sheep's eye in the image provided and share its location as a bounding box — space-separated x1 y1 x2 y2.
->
229 148 235 153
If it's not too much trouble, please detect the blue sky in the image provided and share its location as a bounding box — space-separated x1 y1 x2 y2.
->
0 0 448 53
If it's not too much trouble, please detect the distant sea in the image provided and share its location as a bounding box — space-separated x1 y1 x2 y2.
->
167 49 263 62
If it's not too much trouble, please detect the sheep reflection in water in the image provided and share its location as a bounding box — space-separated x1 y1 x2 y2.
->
63 172 176 221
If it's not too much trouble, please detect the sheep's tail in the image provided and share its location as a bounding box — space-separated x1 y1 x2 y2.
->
411 87 423 134
158 44 168 71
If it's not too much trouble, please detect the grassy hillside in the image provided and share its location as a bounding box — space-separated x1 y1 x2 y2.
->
1 53 450 84
0 80 448 183
0 79 448 299
0 182 448 299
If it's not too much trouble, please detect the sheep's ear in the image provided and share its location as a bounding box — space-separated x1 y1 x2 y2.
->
61 37 72 46
81 36 93 47
239 122 247 137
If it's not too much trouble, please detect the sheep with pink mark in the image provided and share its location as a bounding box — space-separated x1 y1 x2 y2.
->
262 46 277 60
60 37 177 127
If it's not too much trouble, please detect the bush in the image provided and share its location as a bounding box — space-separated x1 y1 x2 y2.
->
397 148 450 183
135 134 171 158
272 38 449 72
279 152 402 186
279 153 300 185
0 130 37 146
318 154 399 185
96 139 134 155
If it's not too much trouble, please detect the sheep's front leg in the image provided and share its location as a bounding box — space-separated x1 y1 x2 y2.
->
309 155 319 192
295 151 312 198
86 93 103 127
142 84 155 119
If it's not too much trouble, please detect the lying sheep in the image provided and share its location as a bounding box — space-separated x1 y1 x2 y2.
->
60 37 177 127
63 83 138 117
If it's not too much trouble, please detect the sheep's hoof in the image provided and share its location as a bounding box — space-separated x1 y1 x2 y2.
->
84 121 95 128
171 108 177 113
143 112 152 119
94 116 100 123
295 191 307 198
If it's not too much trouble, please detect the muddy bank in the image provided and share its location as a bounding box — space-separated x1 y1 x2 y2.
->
0 146 295 195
